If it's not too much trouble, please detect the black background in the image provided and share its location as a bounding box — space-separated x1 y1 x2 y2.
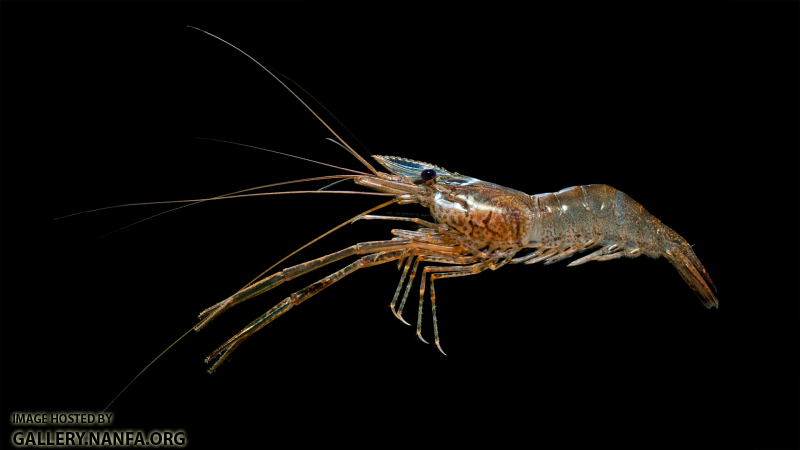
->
2 2 798 449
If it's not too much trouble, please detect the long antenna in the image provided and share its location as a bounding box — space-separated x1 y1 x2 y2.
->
271 69 374 157
194 137 370 175
187 26 380 176
55 175 359 220
101 198 395 413
103 27 398 413
56 176 377 249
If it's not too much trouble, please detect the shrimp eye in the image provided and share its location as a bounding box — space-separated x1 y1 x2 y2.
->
420 169 437 181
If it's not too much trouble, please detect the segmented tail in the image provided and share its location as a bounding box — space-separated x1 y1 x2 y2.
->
662 225 718 308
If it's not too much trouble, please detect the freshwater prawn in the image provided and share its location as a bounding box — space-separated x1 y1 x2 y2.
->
181 28 718 373
86 27 717 410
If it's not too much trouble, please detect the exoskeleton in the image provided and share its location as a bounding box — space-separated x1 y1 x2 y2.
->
175 27 718 374
196 155 718 371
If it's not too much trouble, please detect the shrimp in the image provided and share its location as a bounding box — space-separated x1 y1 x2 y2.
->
53 28 720 418
177 28 718 373
196 167 718 370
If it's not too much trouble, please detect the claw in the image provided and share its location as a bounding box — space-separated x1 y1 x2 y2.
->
435 340 447 356
205 339 244 374
416 331 429 344
195 297 234 331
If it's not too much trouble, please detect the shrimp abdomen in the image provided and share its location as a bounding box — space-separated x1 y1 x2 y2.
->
610 188 717 307
533 184 718 308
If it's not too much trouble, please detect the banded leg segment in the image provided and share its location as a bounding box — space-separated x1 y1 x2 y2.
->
417 262 491 354
394 253 480 324
195 238 460 331
205 250 404 373
390 251 417 325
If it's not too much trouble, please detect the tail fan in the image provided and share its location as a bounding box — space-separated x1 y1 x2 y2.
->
662 225 718 308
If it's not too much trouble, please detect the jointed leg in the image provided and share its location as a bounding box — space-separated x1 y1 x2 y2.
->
396 252 422 322
391 228 454 246
521 247 559 265
417 262 491 354
566 243 626 266
390 251 417 325
396 248 412 270
356 215 496 259
205 250 404 373
395 253 480 325
195 238 461 331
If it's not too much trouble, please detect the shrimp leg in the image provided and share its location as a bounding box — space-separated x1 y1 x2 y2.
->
196 238 464 331
203 238 475 372
394 254 480 324
417 262 492 354
389 251 417 324
205 250 404 372
356 215 499 259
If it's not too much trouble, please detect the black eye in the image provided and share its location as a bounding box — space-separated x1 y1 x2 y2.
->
420 169 437 181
